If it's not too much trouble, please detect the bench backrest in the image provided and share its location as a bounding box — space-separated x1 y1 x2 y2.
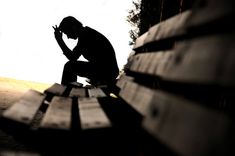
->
115 0 235 155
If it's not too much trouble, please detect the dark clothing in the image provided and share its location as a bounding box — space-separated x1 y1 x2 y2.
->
61 27 119 86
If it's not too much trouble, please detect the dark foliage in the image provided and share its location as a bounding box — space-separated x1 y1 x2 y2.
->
127 0 196 45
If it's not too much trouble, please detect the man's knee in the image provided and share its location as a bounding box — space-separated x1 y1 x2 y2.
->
64 61 91 77
64 61 76 70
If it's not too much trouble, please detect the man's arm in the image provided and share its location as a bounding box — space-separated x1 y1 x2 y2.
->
53 25 80 61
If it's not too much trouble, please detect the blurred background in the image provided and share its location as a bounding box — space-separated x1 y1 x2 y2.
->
0 0 133 84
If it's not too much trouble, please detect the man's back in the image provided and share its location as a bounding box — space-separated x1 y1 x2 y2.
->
74 26 119 80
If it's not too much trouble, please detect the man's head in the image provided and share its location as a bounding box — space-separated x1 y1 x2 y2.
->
59 16 83 39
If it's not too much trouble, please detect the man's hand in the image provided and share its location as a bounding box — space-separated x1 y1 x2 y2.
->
53 25 62 42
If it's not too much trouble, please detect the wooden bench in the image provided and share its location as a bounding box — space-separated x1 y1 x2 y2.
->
1 0 234 155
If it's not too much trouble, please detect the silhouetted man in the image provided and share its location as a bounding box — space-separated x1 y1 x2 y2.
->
53 16 119 86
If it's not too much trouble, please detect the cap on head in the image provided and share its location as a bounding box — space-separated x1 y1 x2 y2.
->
59 16 83 33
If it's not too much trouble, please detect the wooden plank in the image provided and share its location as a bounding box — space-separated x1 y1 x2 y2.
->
78 97 99 108
79 108 111 130
44 83 67 96
130 54 142 72
88 88 106 98
144 10 191 44
121 51 136 71
133 51 173 76
119 81 155 116
133 31 148 50
116 75 134 89
133 10 190 50
138 53 152 73
2 90 45 125
78 98 111 129
140 52 155 73
146 52 164 74
155 51 174 75
186 0 235 30
130 84 154 116
161 34 235 85
69 87 86 98
223 46 235 86
40 96 72 130
119 80 138 105
143 91 232 156
144 24 161 45
0 151 41 156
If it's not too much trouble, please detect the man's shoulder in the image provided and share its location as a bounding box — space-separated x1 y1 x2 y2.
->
84 26 95 32
83 26 113 48
84 26 101 35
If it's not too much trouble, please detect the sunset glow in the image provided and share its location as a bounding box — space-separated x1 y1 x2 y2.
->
0 0 133 84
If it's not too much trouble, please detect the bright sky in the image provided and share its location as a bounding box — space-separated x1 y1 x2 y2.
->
0 0 133 84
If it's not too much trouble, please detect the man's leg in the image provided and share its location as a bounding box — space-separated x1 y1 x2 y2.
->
61 61 77 85
61 61 92 85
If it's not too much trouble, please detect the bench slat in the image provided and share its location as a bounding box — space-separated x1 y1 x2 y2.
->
119 80 138 105
145 10 191 44
161 34 235 85
88 88 106 97
2 90 45 125
119 81 152 116
131 51 173 76
44 83 67 96
186 0 235 30
138 53 152 73
40 96 72 130
133 31 148 50
69 88 86 97
131 33 235 86
78 98 111 130
0 151 41 156
116 75 134 89
130 54 143 72
146 52 164 74
143 91 231 156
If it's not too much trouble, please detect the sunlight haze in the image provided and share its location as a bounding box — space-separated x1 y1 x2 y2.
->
0 0 133 84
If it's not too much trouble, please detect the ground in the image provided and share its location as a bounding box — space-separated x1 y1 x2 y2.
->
0 77 51 153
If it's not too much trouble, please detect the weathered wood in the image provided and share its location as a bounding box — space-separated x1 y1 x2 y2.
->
145 10 191 44
223 46 235 86
161 34 235 85
155 51 174 75
130 51 174 76
138 53 152 73
78 98 111 130
69 88 86 98
119 81 138 106
124 51 136 70
0 151 41 156
78 97 99 108
186 0 235 30
133 31 148 50
40 96 72 130
88 88 106 98
130 54 143 72
44 83 67 96
130 84 154 116
116 75 134 89
2 90 45 125
119 81 154 116
143 91 232 156
146 52 164 74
